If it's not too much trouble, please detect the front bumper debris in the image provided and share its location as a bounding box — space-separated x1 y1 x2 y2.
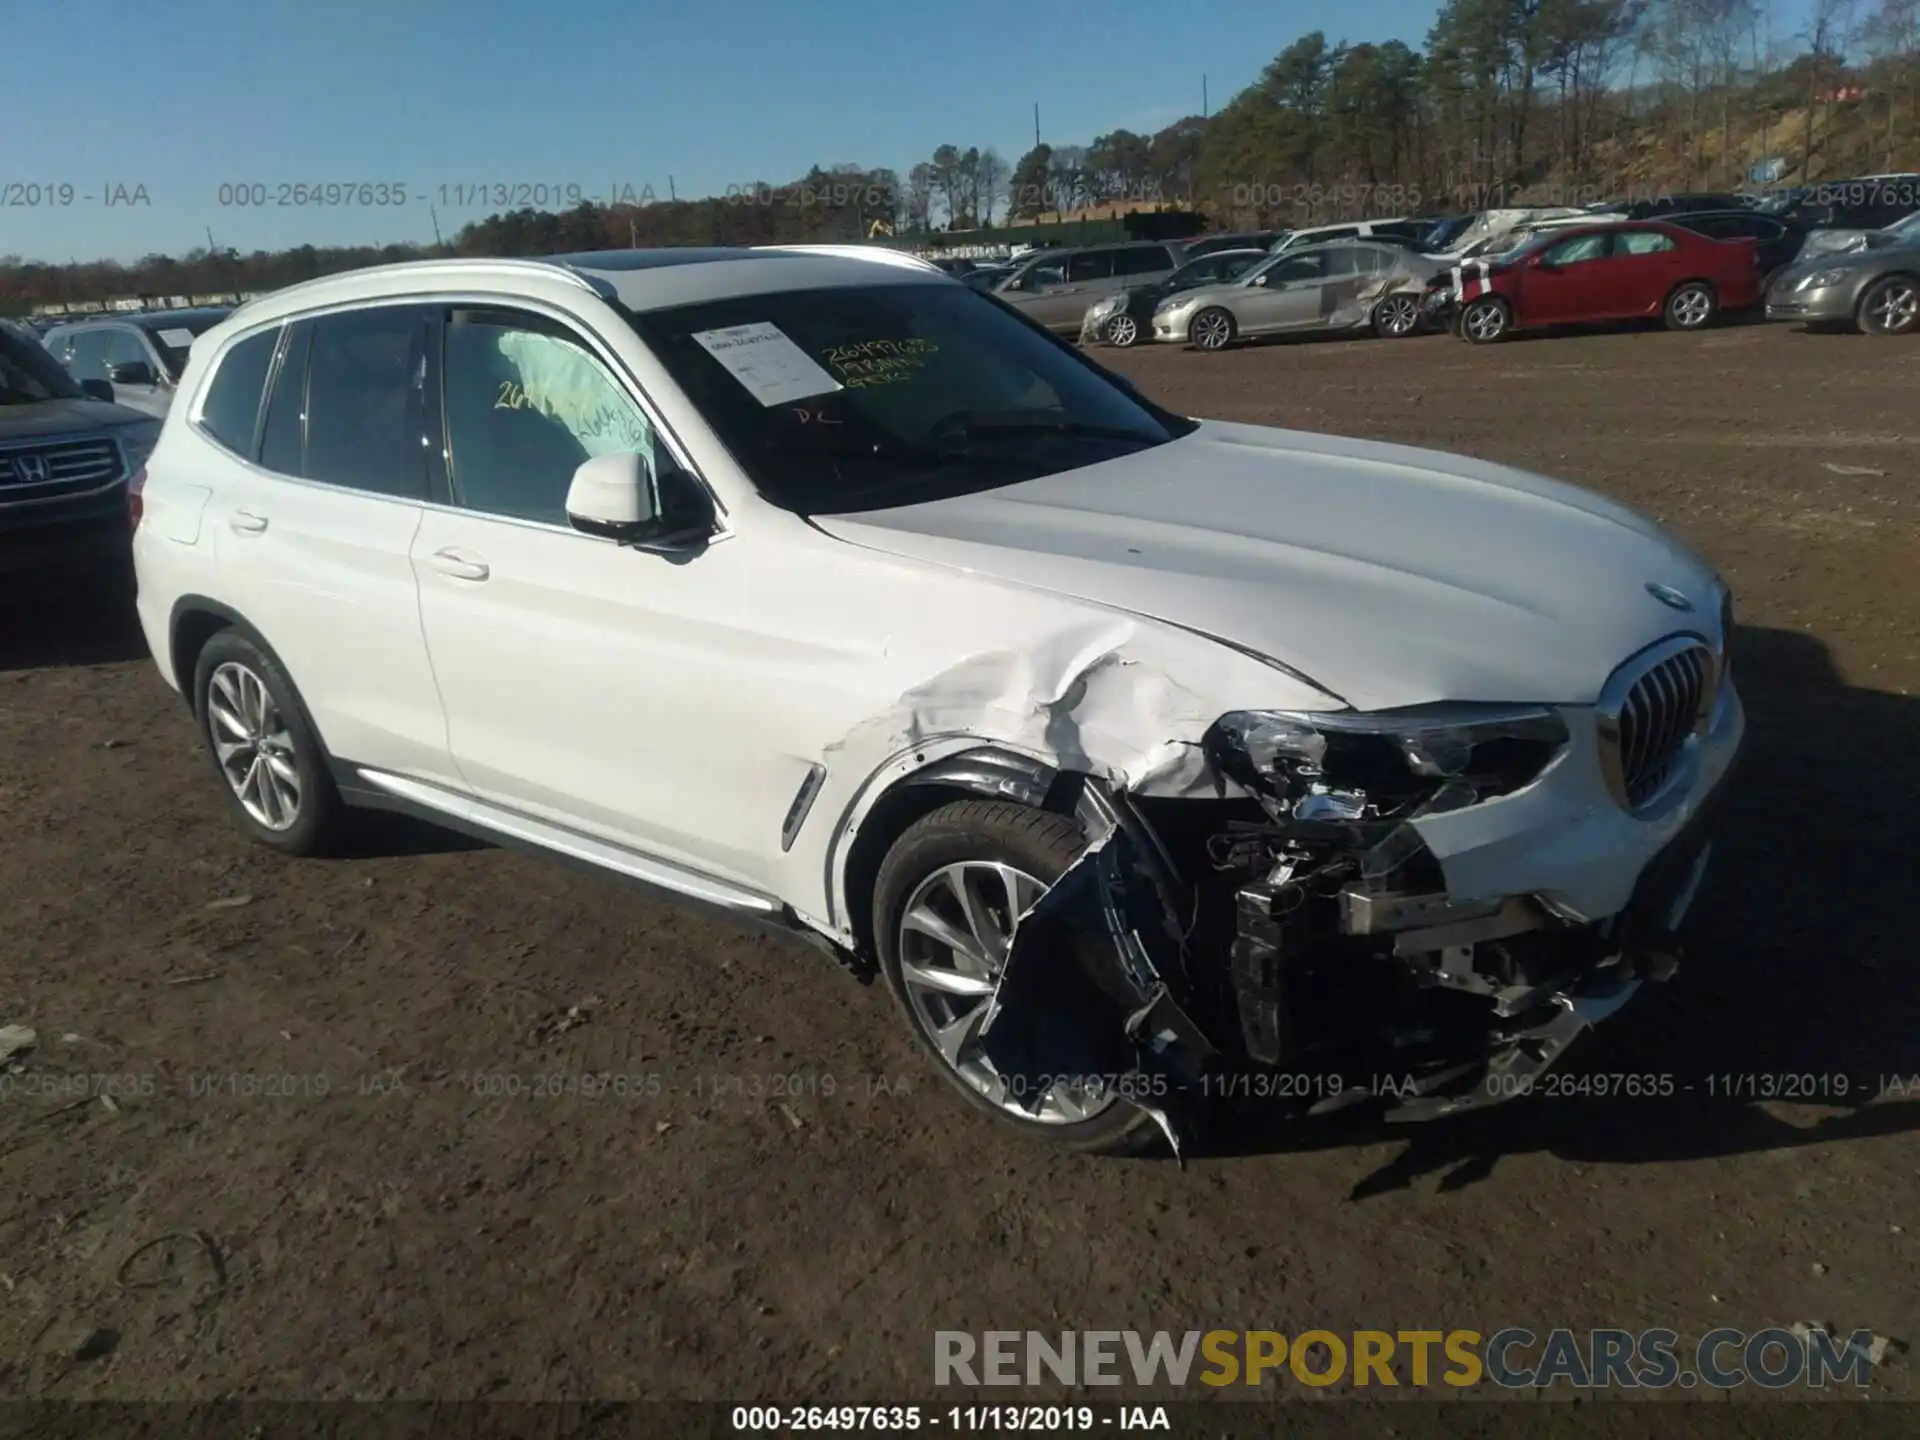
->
971 693 1736 1151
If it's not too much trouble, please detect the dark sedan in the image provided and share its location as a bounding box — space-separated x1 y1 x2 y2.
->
1665 210 1810 287
1079 247 1268 346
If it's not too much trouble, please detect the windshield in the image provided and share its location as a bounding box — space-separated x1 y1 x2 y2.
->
0 324 85 404
145 312 230 378
1885 211 1920 240
626 282 1195 515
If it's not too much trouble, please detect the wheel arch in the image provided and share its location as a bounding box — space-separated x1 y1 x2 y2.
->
167 597 309 735
830 742 1093 963
1856 269 1920 326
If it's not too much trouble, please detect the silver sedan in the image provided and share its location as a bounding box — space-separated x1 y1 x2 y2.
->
1150 242 1441 350
1765 241 1920 335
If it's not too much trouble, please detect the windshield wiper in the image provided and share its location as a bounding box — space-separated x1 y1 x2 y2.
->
929 409 1161 445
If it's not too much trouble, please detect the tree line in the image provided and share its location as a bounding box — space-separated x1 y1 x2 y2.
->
4 0 1916 305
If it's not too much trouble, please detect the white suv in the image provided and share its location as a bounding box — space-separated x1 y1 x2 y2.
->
134 248 1743 1153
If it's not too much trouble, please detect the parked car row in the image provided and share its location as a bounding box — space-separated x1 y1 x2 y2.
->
1052 203 1920 350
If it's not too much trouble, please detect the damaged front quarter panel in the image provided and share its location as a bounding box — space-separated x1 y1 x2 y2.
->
975 784 1218 1156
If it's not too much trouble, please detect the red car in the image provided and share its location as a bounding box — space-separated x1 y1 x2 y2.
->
1428 221 1763 343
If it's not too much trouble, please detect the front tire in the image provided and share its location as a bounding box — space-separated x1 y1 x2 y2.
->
1188 307 1236 351
874 800 1160 1154
1459 297 1511 344
1105 313 1142 347
1665 281 1718 331
1371 293 1421 338
192 628 346 856
1856 274 1920 335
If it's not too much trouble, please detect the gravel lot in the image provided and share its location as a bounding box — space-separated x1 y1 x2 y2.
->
2 318 1916 1413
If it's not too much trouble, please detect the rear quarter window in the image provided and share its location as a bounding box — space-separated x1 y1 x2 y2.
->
197 328 281 458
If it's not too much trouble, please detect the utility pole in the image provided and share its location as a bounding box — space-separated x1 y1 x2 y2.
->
429 205 445 250
1034 103 1041 148
668 175 677 202
1203 75 1208 118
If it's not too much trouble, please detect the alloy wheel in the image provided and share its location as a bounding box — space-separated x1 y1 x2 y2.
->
1106 314 1140 347
1671 286 1713 328
206 661 302 831
1190 309 1233 351
1464 301 1507 342
1863 278 1919 334
1377 295 1420 336
896 860 1115 1125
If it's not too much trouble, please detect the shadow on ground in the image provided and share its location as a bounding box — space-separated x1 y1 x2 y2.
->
1204 622 1920 1188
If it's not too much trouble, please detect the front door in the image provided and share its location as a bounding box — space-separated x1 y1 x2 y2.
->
1515 231 1613 324
407 305 799 891
1238 250 1336 333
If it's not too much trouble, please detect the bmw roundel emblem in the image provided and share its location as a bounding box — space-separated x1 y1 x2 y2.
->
1645 582 1694 612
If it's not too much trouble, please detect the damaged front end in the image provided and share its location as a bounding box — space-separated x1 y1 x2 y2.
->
978 703 1717 1149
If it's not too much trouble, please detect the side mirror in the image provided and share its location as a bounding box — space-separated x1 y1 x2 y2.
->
564 451 714 551
79 378 116 403
110 361 157 385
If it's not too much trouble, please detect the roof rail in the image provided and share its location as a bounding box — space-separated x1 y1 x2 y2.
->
255 256 600 306
750 243 944 274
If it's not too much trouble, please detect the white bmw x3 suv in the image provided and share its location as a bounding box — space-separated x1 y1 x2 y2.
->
133 247 1743 1153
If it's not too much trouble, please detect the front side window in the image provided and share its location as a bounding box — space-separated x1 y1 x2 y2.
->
64 330 114 381
0 325 83 404
1259 251 1331 285
627 282 1193 515
1618 230 1678 256
103 328 151 374
442 313 656 525
1010 257 1067 291
197 327 280 457
1543 233 1610 265
301 307 430 499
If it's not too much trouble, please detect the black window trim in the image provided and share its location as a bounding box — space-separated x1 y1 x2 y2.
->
292 304 436 503
257 319 313 476
189 322 283 463
189 292 724 536
436 302 668 524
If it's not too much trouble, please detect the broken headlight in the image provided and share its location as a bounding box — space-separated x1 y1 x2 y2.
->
1206 705 1569 825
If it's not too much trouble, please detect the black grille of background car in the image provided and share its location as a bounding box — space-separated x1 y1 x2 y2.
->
1609 643 1714 808
0 438 125 503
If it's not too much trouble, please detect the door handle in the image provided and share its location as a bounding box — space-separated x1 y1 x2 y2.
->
228 509 268 535
431 547 489 582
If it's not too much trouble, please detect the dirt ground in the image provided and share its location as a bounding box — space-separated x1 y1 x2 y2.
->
2 318 1917 1415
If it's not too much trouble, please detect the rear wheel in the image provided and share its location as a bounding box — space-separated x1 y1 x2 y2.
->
1371 293 1422 338
192 628 346 856
1459 297 1511 344
1105 313 1142 347
1188 307 1236 352
1665 281 1718 331
874 800 1160 1154
1856 274 1920 335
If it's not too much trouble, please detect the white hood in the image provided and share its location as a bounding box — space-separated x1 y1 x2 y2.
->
813 421 1719 712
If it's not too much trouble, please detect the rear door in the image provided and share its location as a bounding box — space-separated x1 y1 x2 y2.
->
204 306 457 784
1027 247 1116 330
1603 228 1688 316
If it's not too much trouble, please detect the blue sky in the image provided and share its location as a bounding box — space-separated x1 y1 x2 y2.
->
3 0 1821 264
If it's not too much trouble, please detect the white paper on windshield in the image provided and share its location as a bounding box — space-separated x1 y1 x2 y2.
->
691 322 842 407
157 328 197 348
